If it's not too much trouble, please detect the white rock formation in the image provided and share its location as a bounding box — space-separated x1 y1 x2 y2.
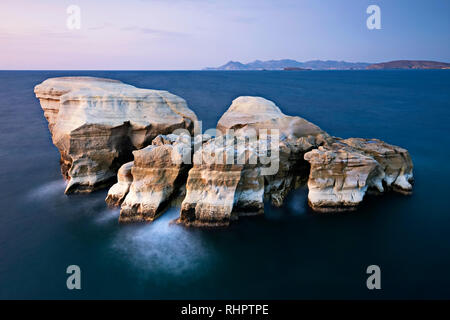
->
304 138 414 212
34 77 197 194
105 161 134 207
341 138 414 194
178 135 265 227
118 134 192 223
217 96 331 206
178 97 331 226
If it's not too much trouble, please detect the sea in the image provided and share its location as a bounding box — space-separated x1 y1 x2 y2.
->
0 70 449 299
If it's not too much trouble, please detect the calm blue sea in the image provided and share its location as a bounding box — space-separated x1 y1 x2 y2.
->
0 70 449 299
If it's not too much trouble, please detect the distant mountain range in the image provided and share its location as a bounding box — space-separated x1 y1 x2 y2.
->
205 59 370 70
205 59 450 70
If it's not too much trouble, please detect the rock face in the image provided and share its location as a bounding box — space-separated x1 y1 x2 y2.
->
304 141 384 211
304 138 413 212
178 96 331 227
178 135 265 227
176 96 414 224
340 138 414 194
31 76 414 225
105 161 134 207
34 77 197 194
113 134 192 223
217 96 331 205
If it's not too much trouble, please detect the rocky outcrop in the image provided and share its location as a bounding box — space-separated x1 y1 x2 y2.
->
304 141 384 212
35 76 414 225
217 96 331 206
304 138 413 212
178 135 265 227
177 97 414 224
340 138 413 194
177 97 332 227
34 77 197 194
114 134 192 223
105 161 134 207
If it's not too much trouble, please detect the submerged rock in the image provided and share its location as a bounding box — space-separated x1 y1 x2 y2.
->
34 77 197 194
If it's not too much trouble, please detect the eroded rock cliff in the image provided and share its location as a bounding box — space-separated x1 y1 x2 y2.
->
107 134 192 222
34 77 198 194
178 135 265 227
35 77 414 225
177 97 332 226
304 138 413 212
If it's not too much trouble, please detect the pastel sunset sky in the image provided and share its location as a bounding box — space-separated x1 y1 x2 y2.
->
0 0 449 69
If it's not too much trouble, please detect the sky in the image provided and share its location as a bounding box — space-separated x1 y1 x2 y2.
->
0 0 449 70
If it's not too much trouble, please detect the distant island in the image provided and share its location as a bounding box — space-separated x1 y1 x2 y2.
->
367 60 450 70
283 67 312 71
205 59 370 70
205 59 450 70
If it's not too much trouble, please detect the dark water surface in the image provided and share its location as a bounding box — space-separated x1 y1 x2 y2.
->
0 70 449 299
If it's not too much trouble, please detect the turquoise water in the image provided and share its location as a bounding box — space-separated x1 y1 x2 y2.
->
0 70 449 299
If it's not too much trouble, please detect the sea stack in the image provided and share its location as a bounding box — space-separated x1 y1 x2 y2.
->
304 138 413 212
34 77 198 194
178 96 332 227
35 77 414 225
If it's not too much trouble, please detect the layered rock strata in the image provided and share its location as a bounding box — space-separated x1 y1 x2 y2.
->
114 134 192 223
217 96 332 206
178 135 265 227
177 96 414 224
34 76 414 225
177 97 332 226
105 161 134 207
304 138 413 212
340 138 414 194
34 77 198 194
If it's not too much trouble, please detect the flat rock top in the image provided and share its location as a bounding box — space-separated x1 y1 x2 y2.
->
34 77 125 98
35 76 186 103
34 76 198 129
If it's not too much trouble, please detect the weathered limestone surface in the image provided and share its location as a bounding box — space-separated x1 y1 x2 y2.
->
177 96 414 223
217 96 332 205
304 138 414 212
35 76 414 225
118 134 192 223
178 135 265 227
340 138 414 194
34 77 197 194
105 161 134 207
178 97 332 226
304 141 384 211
